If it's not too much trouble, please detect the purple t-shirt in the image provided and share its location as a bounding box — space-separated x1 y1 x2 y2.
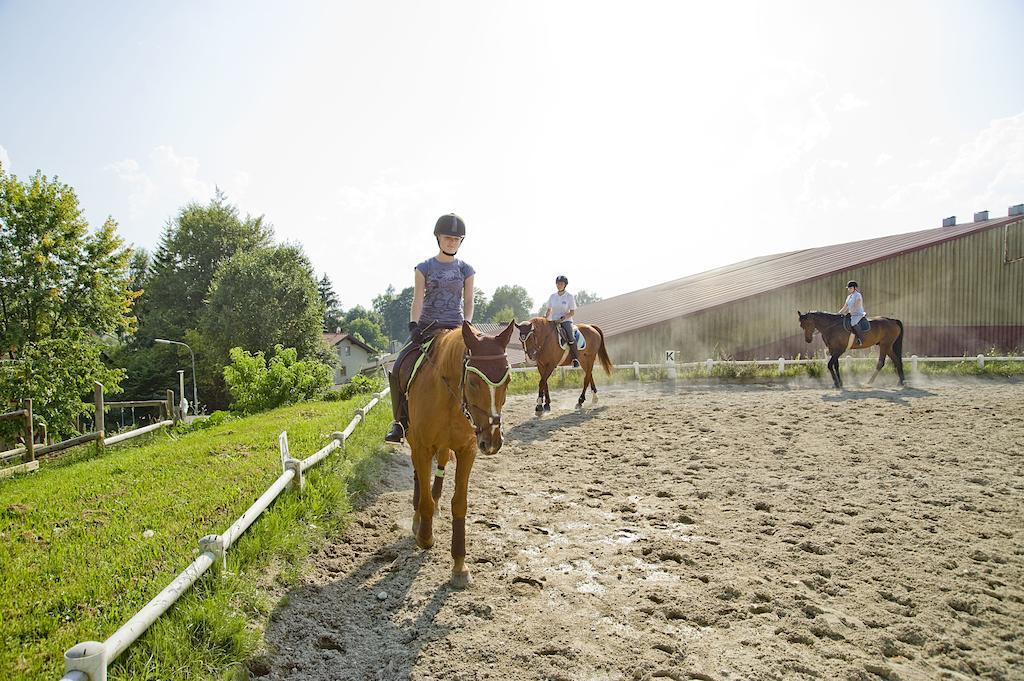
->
416 257 475 327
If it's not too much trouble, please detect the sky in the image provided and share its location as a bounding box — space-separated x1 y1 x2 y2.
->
2 1 1022 314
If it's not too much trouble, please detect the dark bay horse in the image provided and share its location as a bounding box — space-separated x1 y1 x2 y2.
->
517 317 613 412
797 311 905 389
406 320 515 588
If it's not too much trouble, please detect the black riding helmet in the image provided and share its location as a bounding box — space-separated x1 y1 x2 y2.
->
434 213 466 238
847 280 859 289
555 275 568 285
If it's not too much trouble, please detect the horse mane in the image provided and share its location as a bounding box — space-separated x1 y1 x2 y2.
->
432 327 469 385
806 310 842 319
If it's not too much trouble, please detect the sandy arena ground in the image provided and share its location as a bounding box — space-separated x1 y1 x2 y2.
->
259 379 1024 681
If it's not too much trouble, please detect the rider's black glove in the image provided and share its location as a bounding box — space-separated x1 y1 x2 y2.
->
408 320 420 340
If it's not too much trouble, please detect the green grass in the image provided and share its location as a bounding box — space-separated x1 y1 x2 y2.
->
0 394 392 681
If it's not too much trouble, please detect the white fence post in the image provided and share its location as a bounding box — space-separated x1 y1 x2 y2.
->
777 357 785 376
664 351 677 380
279 431 303 495
911 354 918 372
64 641 107 681
705 358 714 374
633 361 640 380
977 354 985 369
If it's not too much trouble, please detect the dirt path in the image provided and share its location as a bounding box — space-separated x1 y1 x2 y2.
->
261 380 1024 681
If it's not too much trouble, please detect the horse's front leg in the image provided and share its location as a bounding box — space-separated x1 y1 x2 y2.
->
830 353 843 389
410 449 435 549
431 449 451 516
450 445 478 588
543 377 551 411
535 375 545 413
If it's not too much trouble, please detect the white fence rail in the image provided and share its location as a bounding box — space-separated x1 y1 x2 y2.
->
61 387 391 681
509 354 1019 378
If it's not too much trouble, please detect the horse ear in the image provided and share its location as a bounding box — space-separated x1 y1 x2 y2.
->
462 320 480 350
496 320 515 347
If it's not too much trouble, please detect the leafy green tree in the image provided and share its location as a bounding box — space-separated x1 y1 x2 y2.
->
575 290 602 306
0 168 135 438
487 285 532 322
118 191 273 400
345 316 387 351
488 306 516 324
198 245 329 408
318 273 344 332
473 289 491 323
223 344 332 414
372 285 415 342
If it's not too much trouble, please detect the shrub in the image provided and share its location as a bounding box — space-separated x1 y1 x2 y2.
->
223 345 332 414
327 373 384 401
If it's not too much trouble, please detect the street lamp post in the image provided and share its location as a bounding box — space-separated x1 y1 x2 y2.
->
154 338 198 414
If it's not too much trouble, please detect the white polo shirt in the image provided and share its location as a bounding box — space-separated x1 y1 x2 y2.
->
547 291 577 321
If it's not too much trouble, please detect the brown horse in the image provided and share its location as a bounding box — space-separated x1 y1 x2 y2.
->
797 311 905 389
406 320 515 588
516 317 613 412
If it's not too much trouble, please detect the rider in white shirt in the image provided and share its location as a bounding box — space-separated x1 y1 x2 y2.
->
545 275 580 367
838 280 869 346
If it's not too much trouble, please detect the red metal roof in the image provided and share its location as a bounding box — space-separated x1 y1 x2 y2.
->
576 215 1022 337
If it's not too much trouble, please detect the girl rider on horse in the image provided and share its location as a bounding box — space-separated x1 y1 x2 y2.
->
839 280 869 346
384 214 475 444
546 275 581 368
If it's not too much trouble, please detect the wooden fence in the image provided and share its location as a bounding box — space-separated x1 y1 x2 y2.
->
0 382 177 478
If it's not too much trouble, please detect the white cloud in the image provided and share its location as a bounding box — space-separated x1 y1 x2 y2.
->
0 144 10 173
104 158 155 218
875 153 893 167
797 159 851 214
883 111 1024 212
105 145 249 221
836 92 868 112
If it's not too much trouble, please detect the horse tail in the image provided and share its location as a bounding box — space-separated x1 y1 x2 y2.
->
893 318 904 361
593 325 613 375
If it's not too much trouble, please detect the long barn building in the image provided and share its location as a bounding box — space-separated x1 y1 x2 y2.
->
578 208 1024 363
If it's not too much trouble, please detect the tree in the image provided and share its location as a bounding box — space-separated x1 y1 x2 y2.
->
488 306 516 324
0 168 135 438
372 285 415 343
487 285 533 323
473 289 490 323
198 245 329 409
341 306 388 351
118 191 273 400
318 273 344 332
575 290 602 306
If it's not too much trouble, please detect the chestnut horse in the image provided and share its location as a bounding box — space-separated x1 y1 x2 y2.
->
797 311 905 389
516 317 613 412
405 320 515 588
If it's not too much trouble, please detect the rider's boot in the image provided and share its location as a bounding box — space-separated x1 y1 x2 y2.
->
384 368 408 444
568 341 581 368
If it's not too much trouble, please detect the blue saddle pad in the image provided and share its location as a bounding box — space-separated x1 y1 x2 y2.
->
557 325 587 350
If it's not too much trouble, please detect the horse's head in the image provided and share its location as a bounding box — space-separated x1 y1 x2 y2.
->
461 321 515 455
516 320 539 360
797 310 814 343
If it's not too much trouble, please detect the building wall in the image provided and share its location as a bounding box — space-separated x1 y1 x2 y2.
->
603 221 1024 362
334 341 373 384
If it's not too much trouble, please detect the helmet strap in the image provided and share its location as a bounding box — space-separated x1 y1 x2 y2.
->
441 249 458 257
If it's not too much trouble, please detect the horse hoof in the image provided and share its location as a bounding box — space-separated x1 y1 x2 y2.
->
535 404 544 413
416 533 434 550
576 402 583 410
543 403 551 412
450 569 473 589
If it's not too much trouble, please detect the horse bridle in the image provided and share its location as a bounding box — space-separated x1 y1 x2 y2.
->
519 326 536 360
458 352 511 434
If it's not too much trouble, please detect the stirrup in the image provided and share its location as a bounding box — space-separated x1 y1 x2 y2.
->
571 358 581 368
